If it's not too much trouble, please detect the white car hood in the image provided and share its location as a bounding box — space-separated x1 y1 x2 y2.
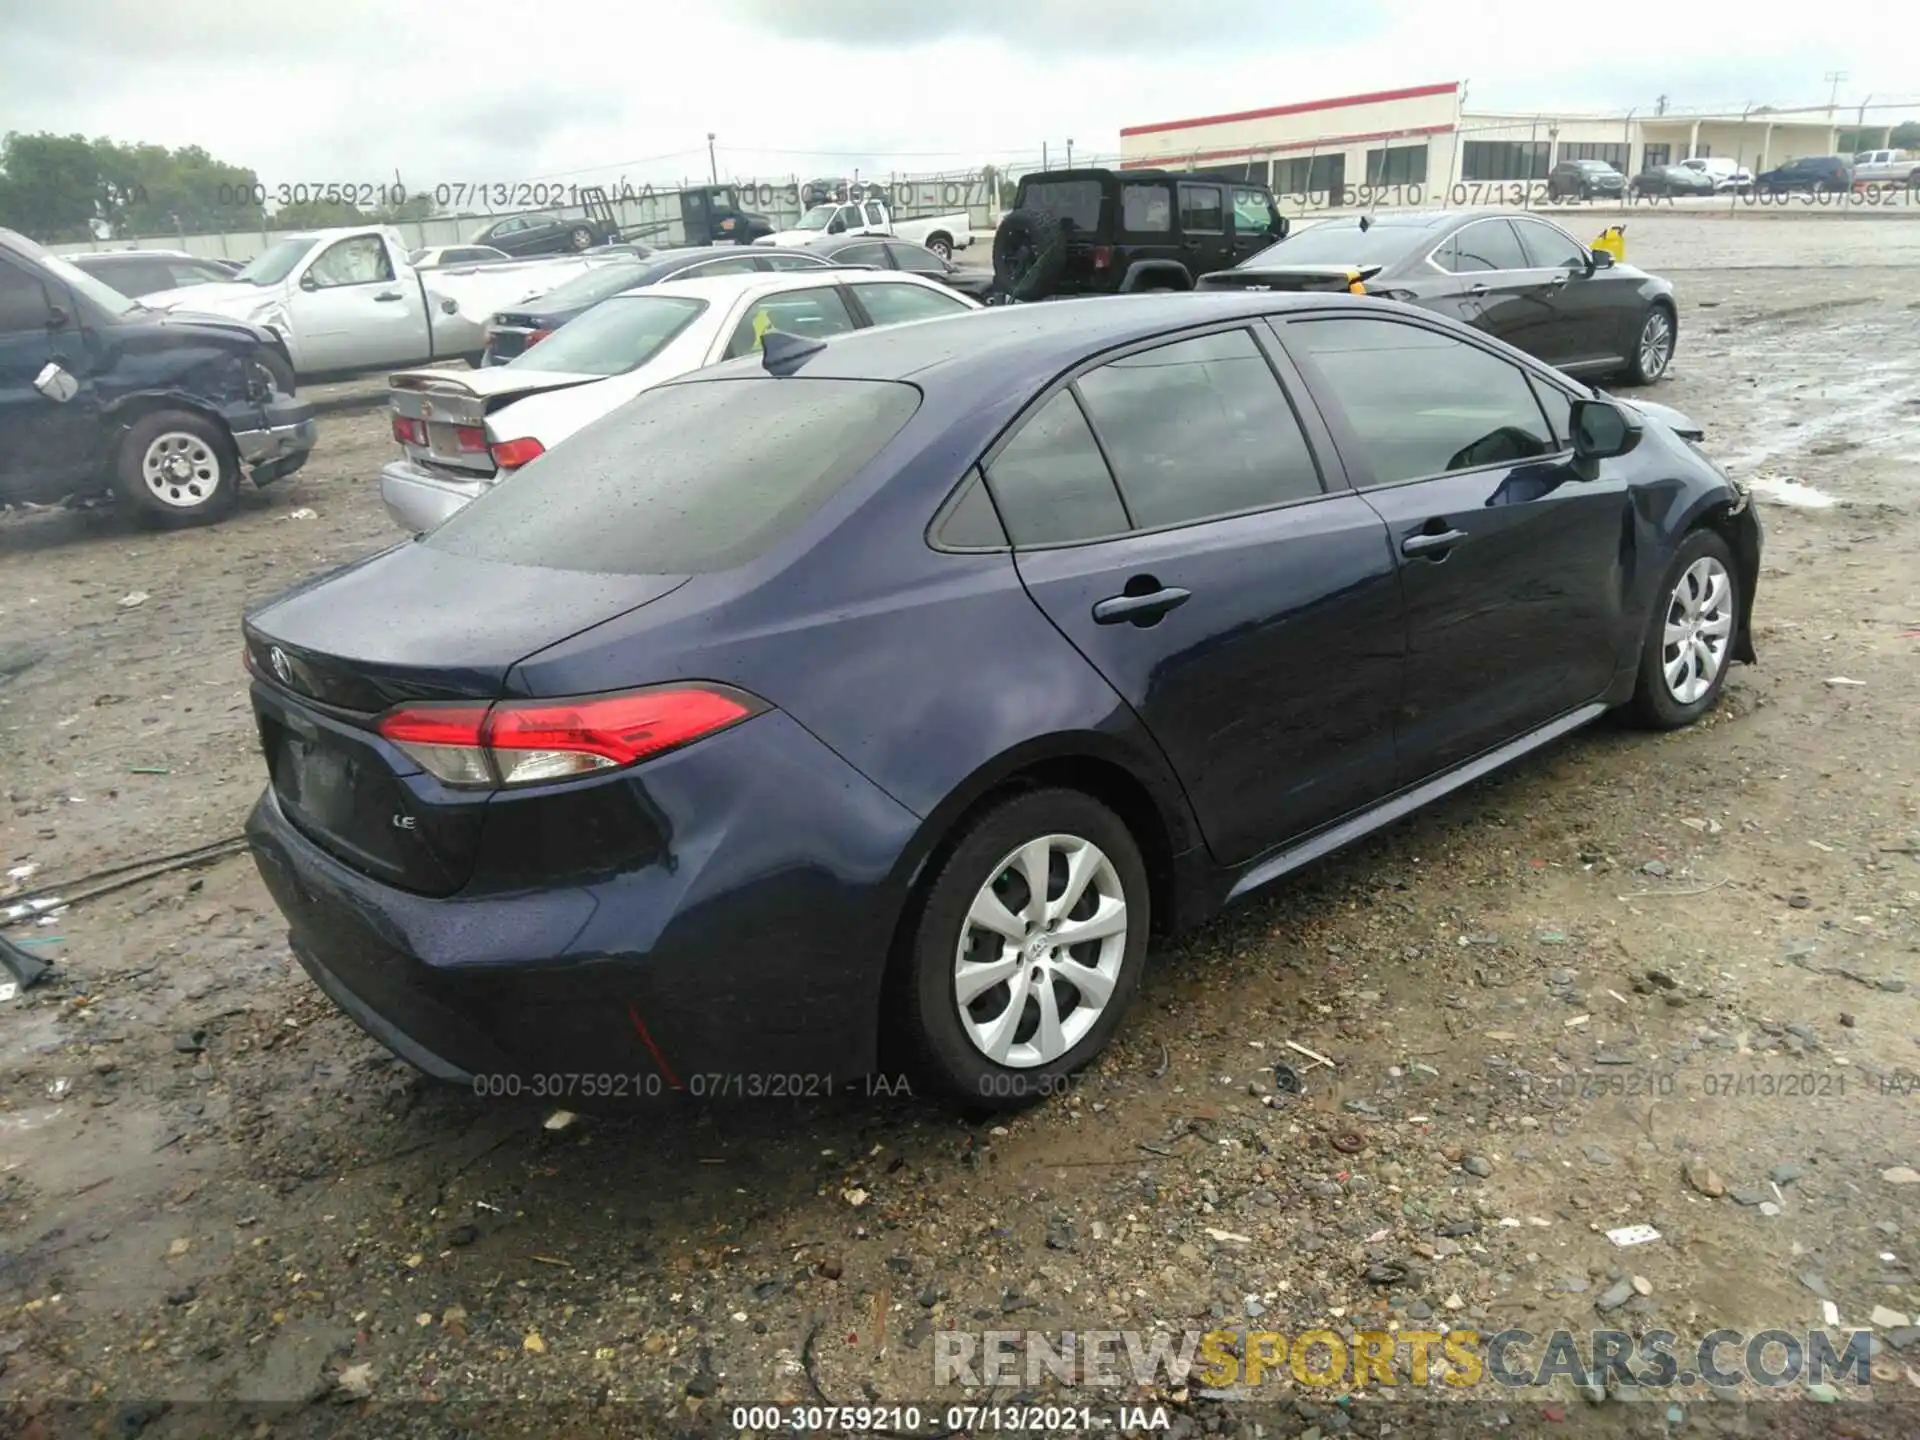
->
143 281 264 316
757 228 835 248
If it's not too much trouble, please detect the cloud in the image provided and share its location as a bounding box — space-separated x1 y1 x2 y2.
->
713 0 1378 52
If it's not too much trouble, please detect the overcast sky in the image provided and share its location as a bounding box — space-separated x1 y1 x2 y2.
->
2 0 1908 195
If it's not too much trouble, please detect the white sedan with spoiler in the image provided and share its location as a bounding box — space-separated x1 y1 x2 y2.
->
378 268 980 534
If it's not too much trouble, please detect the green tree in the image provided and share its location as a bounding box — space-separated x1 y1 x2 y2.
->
270 199 367 230
97 140 263 235
0 131 101 241
1892 120 1920 149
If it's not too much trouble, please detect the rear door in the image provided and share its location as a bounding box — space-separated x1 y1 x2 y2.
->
1278 312 1630 784
1175 182 1227 280
993 325 1405 864
1228 186 1282 266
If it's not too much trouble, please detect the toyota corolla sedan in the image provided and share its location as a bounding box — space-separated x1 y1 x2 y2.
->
244 293 1759 1109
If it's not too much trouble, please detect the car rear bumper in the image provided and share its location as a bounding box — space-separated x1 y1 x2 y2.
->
245 708 924 1097
380 457 490 533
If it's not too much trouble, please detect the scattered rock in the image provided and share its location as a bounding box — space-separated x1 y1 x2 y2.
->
1882 1167 1920 1186
1463 1155 1492 1178
333 1363 374 1401
446 1224 479 1247
1800 1272 1832 1301
523 1331 547 1355
919 1281 950 1309
1769 1163 1804 1186
1595 1279 1634 1312
164 1285 196 1306
1886 1328 1920 1352
1641 861 1669 878
1582 1145 1616 1167
1683 1157 1725 1198
1631 1276 1653 1297
1872 1307 1912 1331
1728 1187 1770 1206
1045 1218 1076 1251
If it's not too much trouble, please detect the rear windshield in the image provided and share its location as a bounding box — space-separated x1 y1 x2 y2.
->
526 261 653 311
508 294 705 376
424 378 922 574
1018 179 1104 230
1238 218 1430 267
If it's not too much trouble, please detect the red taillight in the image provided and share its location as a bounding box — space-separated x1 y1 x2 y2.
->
375 685 764 789
1092 245 1113 270
489 436 545 468
392 415 428 446
526 329 553 347
452 424 488 454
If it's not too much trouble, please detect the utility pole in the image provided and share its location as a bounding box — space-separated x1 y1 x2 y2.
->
707 133 718 186
1656 94 1668 116
1066 138 1074 168
1823 71 1847 111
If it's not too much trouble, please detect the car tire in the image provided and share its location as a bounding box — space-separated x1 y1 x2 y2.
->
1623 303 1676 385
925 234 954 262
894 788 1150 1110
113 410 240 528
568 225 593 250
1628 528 1741 730
992 208 1067 301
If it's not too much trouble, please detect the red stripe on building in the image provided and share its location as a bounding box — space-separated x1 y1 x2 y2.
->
1119 122 1457 170
1120 82 1460 139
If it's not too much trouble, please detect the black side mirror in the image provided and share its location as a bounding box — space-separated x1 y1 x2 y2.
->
1571 398 1642 461
298 273 318 292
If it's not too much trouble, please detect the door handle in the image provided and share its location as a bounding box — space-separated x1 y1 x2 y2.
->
1546 273 1569 288
374 291 404 302
1402 528 1467 557
1093 586 1191 626
1465 283 1490 297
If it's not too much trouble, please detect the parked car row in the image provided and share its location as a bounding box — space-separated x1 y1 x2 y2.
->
242 278 1760 1108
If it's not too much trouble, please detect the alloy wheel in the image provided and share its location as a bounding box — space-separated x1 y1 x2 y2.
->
1638 310 1674 378
953 833 1128 1069
1661 556 1734 704
141 432 221 509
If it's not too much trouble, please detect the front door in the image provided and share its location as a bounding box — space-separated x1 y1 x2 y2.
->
1278 312 1631 783
293 236 423 372
1509 216 1627 367
0 259 95 496
1175 182 1227 279
1431 218 1557 359
987 326 1405 864
1229 186 1283 266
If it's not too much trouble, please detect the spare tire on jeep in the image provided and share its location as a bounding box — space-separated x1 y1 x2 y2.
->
993 208 1068 302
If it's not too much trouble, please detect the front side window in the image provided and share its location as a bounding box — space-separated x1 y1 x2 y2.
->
985 390 1129 546
832 242 890 268
723 285 858 359
1511 218 1587 270
307 236 394 288
1178 184 1224 233
1288 317 1557 485
0 258 54 333
886 243 947 275
1231 187 1278 234
1442 219 1529 274
1074 328 1321 529
849 281 972 327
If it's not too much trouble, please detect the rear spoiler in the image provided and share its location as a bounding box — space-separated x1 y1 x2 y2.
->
1196 263 1386 294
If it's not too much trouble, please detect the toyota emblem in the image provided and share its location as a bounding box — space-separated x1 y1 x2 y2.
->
420 400 434 419
269 646 293 685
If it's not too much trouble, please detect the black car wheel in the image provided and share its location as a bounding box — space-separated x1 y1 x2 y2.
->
568 225 594 250
114 410 240 528
1624 304 1676 385
1629 529 1740 729
894 788 1150 1109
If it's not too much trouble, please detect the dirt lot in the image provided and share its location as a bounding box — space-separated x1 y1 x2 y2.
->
3 216 1920 1439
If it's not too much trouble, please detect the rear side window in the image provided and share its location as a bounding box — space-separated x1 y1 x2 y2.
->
761 252 829 270
724 286 858 358
1074 328 1322 528
1446 220 1529 273
833 242 890 268
1232 187 1277 234
510 295 705 375
1018 179 1103 231
0 258 53 332
985 391 1129 546
426 379 921 575
849 281 972 327
1178 184 1224 233
1121 183 1172 233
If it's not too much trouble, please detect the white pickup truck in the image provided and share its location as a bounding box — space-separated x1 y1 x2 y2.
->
1853 149 1920 188
136 226 618 377
755 200 973 260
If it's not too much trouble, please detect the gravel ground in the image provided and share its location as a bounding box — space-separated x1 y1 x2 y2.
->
2 234 1919 1440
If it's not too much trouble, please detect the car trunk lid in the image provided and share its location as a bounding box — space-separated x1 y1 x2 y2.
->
245 544 689 895
388 367 602 476
1195 263 1386 294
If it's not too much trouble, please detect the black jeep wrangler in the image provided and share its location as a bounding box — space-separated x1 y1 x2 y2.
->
991 167 1289 301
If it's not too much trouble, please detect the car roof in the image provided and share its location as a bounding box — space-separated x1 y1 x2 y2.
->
616 267 928 303
70 249 198 261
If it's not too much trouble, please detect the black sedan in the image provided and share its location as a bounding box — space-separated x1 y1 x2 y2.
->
242 290 1758 1108
1198 211 1678 383
470 210 619 257
796 234 996 299
1630 165 1716 199
1753 155 1855 194
67 249 246 298
480 245 841 364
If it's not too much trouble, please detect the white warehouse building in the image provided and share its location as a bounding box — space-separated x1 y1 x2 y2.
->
1119 81 1855 199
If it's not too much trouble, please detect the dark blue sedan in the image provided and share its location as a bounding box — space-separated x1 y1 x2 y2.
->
242 292 1760 1109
